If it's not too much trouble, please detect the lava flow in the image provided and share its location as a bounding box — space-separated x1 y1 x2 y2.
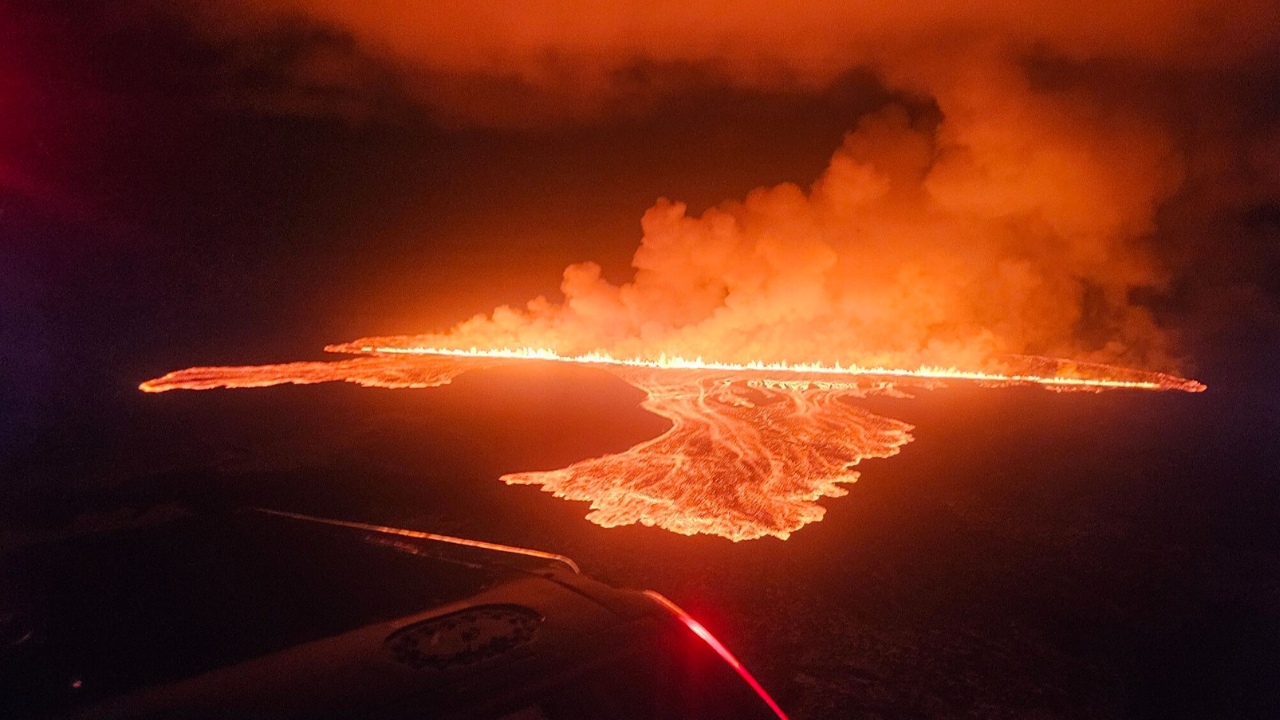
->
140 344 1204 541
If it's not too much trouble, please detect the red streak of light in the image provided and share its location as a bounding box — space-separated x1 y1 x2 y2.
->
643 590 791 720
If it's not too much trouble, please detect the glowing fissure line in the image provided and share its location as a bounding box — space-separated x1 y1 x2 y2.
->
360 345 1206 392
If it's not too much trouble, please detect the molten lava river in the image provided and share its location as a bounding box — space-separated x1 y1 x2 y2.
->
141 345 1204 541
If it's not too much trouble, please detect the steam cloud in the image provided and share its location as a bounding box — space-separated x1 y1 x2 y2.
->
401 89 1181 369
189 1 1280 370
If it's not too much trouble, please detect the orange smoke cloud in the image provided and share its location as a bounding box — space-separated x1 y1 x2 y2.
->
179 0 1280 369
205 1 1280 81
194 0 1280 125
357 84 1183 369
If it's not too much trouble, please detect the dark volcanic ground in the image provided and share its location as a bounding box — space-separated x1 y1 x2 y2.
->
4 341 1279 720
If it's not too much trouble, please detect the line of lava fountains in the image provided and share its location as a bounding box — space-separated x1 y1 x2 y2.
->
139 343 1204 541
326 344 1207 393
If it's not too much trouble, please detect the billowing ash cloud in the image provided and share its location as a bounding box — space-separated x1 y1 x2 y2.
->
187 0 1280 369
194 0 1280 123
412 87 1182 368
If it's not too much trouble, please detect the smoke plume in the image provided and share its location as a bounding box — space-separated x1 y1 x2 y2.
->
184 0 1280 370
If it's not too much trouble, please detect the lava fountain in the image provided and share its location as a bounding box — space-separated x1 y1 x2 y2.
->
141 345 1203 541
